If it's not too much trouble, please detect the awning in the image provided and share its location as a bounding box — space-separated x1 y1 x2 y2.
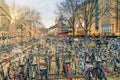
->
58 33 68 37
79 31 85 35
58 31 68 34
58 31 68 37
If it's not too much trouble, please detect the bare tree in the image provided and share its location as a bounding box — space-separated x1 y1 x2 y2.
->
104 0 120 34
0 1 12 38
116 0 120 32
8 5 44 38
20 6 42 28
56 0 81 37
56 0 110 38
109 0 120 32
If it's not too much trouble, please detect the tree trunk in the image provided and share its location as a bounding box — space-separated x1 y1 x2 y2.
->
84 20 88 41
85 29 88 41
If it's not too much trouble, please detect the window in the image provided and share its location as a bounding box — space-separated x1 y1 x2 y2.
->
101 24 113 33
109 27 110 33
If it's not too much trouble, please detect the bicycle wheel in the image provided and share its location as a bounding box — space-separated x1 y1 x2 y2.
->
93 67 107 80
107 59 114 72
85 71 92 80
19 64 27 79
30 66 38 80
7 62 19 79
0 74 3 80
0 70 4 78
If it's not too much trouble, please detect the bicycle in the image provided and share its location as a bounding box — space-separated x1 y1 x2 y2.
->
93 60 107 80
7 60 19 80
17 61 27 80
40 66 48 80
0 60 5 80
28 62 37 79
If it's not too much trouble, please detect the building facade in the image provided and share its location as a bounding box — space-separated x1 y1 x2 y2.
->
56 15 69 38
89 0 120 37
75 0 120 37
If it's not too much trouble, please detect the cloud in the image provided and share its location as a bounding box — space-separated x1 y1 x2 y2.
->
41 13 56 28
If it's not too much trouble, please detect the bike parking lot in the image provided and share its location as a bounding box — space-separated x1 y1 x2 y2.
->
0 37 120 80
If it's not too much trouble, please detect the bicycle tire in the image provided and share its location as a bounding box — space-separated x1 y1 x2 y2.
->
93 67 107 80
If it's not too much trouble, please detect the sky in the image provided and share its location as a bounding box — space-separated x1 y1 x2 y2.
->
5 0 62 28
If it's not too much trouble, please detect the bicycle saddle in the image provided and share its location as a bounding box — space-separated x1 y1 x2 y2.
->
31 62 37 66
85 64 95 68
65 61 70 64
102 59 107 62
19 62 25 67
85 60 91 64
97 58 102 62
40 67 47 71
